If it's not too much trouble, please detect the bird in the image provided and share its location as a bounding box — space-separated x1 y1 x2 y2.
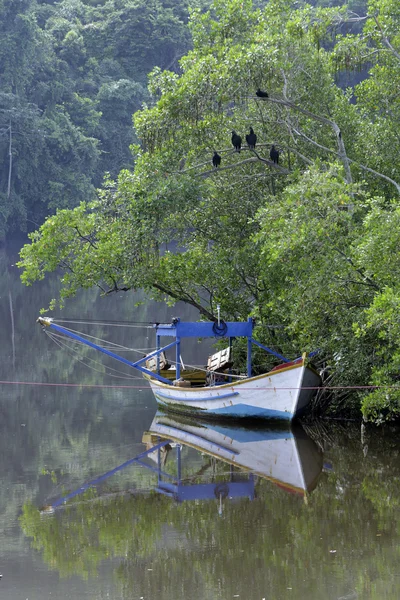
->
256 88 269 98
270 144 280 164
246 127 257 149
212 151 221 168
231 131 242 153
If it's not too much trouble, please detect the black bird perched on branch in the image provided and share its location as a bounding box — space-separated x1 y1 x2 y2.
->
270 144 280 164
231 131 242 153
246 127 257 149
212 151 221 168
256 88 269 98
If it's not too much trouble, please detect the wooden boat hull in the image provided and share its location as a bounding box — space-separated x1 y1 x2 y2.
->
146 413 323 494
146 359 321 421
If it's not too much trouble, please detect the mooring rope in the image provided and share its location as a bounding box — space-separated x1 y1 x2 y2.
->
46 330 145 380
47 330 155 354
51 318 154 328
0 380 399 390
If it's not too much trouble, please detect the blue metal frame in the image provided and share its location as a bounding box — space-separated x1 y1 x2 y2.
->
155 443 255 502
47 438 255 510
38 316 297 384
251 339 291 363
49 440 172 508
39 319 175 384
154 319 253 339
154 317 292 378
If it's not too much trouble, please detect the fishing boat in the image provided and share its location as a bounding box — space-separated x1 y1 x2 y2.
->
44 413 323 512
37 316 321 421
144 412 323 497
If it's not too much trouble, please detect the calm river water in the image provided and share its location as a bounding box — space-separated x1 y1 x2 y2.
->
1 241 400 600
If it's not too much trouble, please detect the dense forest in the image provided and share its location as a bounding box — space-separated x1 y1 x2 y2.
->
1 0 365 238
0 0 205 238
15 0 400 421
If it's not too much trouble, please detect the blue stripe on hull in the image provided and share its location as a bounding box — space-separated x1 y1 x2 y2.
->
211 404 292 420
206 425 293 442
155 398 292 421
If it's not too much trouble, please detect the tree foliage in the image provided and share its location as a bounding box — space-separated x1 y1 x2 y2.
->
18 0 400 421
0 0 197 238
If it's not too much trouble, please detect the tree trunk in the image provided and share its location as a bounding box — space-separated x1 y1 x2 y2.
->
7 121 12 200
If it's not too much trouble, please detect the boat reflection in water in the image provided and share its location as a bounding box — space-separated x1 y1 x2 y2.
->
44 411 323 512
142 412 323 503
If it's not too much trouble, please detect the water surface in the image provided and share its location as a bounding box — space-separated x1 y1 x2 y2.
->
1 243 399 600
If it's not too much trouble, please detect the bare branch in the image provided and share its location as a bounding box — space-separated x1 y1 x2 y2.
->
373 16 400 62
197 155 289 178
329 242 381 291
152 282 216 320
74 226 98 249
270 91 354 186
291 126 400 194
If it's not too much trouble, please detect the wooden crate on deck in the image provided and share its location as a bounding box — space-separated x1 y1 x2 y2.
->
207 347 233 372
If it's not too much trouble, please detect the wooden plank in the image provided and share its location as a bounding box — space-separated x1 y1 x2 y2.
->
207 347 233 372
145 352 170 372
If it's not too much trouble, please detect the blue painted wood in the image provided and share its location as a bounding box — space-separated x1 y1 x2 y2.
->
176 337 181 380
155 481 255 502
153 424 240 455
251 338 290 362
50 440 172 508
154 320 253 339
210 404 292 419
247 336 252 377
45 322 175 385
207 424 293 442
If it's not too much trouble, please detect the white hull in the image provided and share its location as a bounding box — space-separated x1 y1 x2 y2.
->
147 413 323 494
147 359 321 421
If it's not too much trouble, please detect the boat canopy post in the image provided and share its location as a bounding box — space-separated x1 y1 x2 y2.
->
176 335 181 380
156 334 160 373
155 442 255 502
153 317 293 377
177 443 182 480
154 317 256 378
247 317 253 377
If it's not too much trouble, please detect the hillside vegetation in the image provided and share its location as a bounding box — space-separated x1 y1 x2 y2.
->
18 0 400 422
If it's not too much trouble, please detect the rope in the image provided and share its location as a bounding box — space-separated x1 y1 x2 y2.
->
51 318 154 328
46 331 144 380
212 321 228 337
1 380 400 390
48 331 155 354
47 324 138 351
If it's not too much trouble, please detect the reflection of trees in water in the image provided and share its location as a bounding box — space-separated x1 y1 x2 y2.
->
0 244 201 385
0 384 155 553
0 243 202 552
19 422 400 599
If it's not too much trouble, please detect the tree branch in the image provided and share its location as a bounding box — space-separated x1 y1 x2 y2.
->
373 16 400 62
291 126 400 194
272 87 354 186
197 155 289 177
74 226 98 248
152 282 216 320
330 243 381 292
